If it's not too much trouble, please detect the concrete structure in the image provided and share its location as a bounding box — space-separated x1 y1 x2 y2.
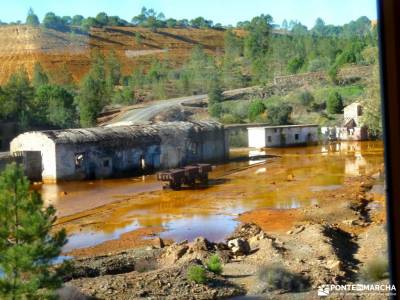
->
10 121 227 182
247 124 319 148
321 102 368 141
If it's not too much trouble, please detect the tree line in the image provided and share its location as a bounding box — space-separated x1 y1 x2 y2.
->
1 7 220 33
0 12 378 131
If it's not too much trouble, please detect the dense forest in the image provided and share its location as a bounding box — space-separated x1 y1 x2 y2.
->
0 8 380 134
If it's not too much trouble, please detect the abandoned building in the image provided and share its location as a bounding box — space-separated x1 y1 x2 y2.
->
321 102 368 141
247 124 319 148
10 121 227 182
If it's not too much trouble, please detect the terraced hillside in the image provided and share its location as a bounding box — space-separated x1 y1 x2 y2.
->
0 25 226 84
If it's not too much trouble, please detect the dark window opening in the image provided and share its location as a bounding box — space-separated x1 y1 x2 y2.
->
103 159 110 167
267 136 272 142
295 134 299 140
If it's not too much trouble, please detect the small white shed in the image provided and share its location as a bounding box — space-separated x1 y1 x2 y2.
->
247 124 319 148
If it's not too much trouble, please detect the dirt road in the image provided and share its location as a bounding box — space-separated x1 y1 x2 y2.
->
105 86 260 126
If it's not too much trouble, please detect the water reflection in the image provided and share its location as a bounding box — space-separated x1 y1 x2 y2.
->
63 221 140 252
41 141 384 251
160 215 239 243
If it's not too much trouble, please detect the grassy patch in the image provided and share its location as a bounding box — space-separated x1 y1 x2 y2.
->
360 258 389 282
187 265 207 284
206 254 223 275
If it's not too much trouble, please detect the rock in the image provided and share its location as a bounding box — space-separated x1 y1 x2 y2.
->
229 223 262 240
150 237 164 249
327 260 342 273
227 238 250 255
191 237 212 252
293 225 305 234
164 243 189 264
286 230 293 234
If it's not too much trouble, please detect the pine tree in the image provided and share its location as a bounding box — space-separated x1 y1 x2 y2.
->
26 8 40 26
327 91 344 114
3 68 34 128
105 50 121 87
77 53 109 127
32 62 49 88
0 163 67 299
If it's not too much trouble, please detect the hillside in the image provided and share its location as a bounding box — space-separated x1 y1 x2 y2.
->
0 25 226 84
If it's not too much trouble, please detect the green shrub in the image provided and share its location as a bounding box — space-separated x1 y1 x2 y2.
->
265 103 293 125
257 264 308 292
360 258 389 282
298 90 314 106
287 57 304 74
209 103 223 118
220 113 240 124
307 57 330 72
327 91 344 114
248 99 266 121
187 265 207 284
206 254 223 275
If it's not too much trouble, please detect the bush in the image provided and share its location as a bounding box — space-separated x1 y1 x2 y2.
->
298 90 314 106
307 57 330 72
220 113 240 124
360 258 389 282
258 264 308 292
327 91 344 114
287 57 304 74
209 103 223 118
187 265 207 284
206 254 223 275
265 103 293 125
248 99 266 121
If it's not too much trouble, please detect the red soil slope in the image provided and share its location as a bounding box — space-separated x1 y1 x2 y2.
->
0 25 226 84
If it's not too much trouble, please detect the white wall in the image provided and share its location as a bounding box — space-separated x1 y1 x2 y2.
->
10 132 56 182
248 126 318 148
248 128 267 148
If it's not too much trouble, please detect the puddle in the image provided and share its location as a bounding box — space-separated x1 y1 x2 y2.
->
160 215 239 243
63 221 140 252
41 141 384 252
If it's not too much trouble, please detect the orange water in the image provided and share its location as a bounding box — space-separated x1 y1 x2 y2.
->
40 141 384 251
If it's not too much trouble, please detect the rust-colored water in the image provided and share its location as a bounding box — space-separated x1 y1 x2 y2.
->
41 141 384 252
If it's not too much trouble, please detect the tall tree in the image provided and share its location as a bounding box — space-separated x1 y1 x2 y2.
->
77 53 109 127
244 14 273 82
26 8 40 26
361 65 382 136
0 163 67 299
32 62 49 88
327 91 344 114
2 69 34 128
105 50 122 87
33 84 77 128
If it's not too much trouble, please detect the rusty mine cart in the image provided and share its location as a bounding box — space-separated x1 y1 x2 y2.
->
156 163 212 190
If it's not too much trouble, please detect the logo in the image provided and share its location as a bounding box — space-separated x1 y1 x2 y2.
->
318 285 330 297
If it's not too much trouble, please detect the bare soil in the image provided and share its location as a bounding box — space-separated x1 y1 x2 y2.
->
60 172 388 299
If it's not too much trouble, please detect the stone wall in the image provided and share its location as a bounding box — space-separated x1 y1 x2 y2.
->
273 66 373 87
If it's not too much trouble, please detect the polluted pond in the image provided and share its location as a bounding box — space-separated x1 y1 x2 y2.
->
41 141 385 256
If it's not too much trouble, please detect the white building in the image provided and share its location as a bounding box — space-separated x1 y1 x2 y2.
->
321 102 368 141
10 121 227 182
247 124 319 148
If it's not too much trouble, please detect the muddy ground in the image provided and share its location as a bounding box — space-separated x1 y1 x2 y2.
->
57 171 389 299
